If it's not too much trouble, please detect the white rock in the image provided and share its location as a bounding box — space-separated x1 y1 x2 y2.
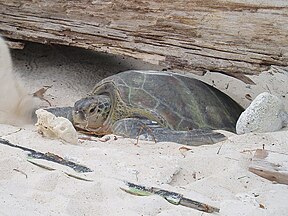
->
236 92 288 134
35 109 78 144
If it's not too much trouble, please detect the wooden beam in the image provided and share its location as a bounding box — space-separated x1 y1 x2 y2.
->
0 1 287 83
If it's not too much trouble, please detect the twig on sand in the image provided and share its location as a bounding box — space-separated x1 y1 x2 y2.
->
0 138 92 173
64 172 93 182
13 168 28 178
27 159 56 171
216 143 224 154
120 181 220 213
27 159 93 182
1 128 22 137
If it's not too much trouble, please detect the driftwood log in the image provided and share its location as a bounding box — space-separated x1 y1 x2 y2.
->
0 0 287 83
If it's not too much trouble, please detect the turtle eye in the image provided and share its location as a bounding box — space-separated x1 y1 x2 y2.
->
89 107 96 113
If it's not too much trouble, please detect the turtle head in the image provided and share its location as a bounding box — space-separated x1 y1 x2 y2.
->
72 95 111 132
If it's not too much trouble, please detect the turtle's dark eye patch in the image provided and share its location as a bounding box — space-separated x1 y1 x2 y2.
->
89 107 96 113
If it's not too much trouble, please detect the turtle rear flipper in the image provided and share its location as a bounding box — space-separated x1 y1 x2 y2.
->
112 118 226 146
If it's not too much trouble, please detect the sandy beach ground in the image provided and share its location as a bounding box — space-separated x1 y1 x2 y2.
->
0 42 287 215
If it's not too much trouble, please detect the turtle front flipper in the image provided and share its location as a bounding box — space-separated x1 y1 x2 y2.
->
112 118 226 146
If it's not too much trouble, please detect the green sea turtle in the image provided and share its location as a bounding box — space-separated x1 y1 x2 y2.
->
47 70 244 145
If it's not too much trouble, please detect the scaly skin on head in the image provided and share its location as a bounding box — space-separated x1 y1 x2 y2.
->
73 95 111 133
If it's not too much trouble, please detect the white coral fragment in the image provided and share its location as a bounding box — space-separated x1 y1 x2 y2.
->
35 109 78 144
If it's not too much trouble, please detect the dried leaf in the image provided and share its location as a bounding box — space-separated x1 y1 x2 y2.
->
259 204 265 209
33 86 51 98
245 94 253 101
33 85 53 106
27 159 56 171
64 172 93 182
179 146 193 157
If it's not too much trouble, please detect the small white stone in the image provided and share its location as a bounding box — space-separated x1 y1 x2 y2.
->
35 109 78 144
236 92 287 134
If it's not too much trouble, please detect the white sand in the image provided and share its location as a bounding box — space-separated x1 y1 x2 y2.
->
0 41 287 215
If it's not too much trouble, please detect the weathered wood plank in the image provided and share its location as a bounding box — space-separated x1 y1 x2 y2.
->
249 149 288 185
0 0 287 82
